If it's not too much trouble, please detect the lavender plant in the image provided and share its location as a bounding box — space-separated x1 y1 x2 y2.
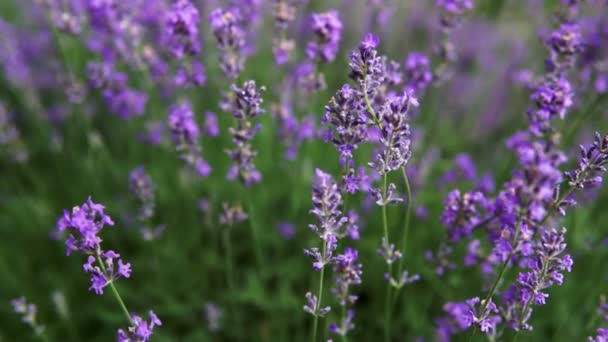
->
3 1 608 341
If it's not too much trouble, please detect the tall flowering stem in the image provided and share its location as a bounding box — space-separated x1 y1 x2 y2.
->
223 80 266 270
56 198 161 341
11 297 48 341
167 101 211 177
440 3 592 339
303 169 347 341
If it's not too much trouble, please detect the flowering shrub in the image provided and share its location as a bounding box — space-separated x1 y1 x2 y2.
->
2 0 608 341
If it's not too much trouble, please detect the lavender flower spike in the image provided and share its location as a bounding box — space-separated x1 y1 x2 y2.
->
11 297 45 336
209 7 246 79
223 80 266 187
167 101 211 177
306 10 343 63
117 311 162 342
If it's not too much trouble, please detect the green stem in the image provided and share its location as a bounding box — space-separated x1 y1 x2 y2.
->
96 256 133 325
246 191 264 272
311 242 328 342
222 229 235 291
382 172 393 342
396 167 413 282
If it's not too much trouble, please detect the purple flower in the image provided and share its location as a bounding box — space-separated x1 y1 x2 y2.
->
218 203 248 226
86 62 147 119
128 166 155 221
436 0 474 29
442 297 501 338
11 297 44 335
308 169 347 241
204 302 223 332
306 10 342 63
117 311 162 342
323 84 367 165
138 121 165 145
528 77 573 135
0 102 28 163
224 80 266 186
272 0 297 65
303 292 330 317
404 52 433 94
441 190 490 241
368 90 417 175
174 61 206 88
56 198 134 295
204 112 219 137
167 102 211 177
547 23 584 71
503 228 572 331
276 222 296 240
209 7 245 78
565 132 608 190
165 0 201 59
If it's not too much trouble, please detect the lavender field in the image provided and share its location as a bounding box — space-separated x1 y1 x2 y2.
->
1 0 608 341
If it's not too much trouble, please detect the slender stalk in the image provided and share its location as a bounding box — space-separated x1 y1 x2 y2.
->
96 256 133 325
396 167 413 282
246 191 264 272
311 242 328 342
222 229 235 292
364 84 395 342
382 171 393 342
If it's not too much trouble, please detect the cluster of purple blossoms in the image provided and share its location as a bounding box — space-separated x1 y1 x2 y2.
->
425 243 456 276
441 190 491 241
439 297 501 338
56 198 160 340
292 61 326 93
56 198 131 295
329 247 363 337
435 2 589 338
209 7 245 79
323 84 367 167
218 202 248 226
502 228 573 331
117 311 162 342
303 169 347 316
438 153 477 186
46 0 84 35
129 166 155 221
368 90 418 177
547 22 584 73
223 80 266 187
528 77 574 135
11 297 45 336
204 302 223 332
404 52 434 95
138 121 166 146
128 166 164 240
86 62 147 119
565 132 608 190
579 14 608 94
272 101 316 160
167 102 211 177
164 0 201 59
434 0 474 80
589 296 608 342
306 10 343 63
0 103 28 163
272 0 297 65
164 0 206 88
436 0 474 30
